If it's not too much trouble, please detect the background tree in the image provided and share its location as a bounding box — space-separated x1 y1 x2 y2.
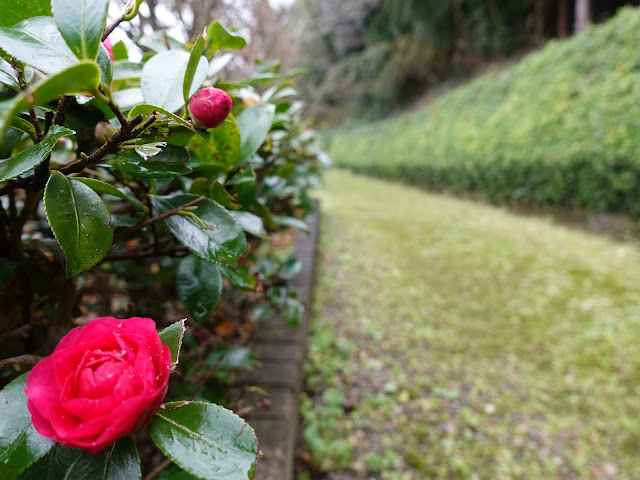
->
288 0 640 122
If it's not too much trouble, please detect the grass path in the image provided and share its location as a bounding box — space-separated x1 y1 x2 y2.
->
300 170 640 480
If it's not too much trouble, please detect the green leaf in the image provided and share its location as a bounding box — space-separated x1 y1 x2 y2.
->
135 141 167 160
0 61 100 143
149 402 259 480
210 181 241 210
274 215 310 233
141 50 206 114
188 114 240 167
96 42 113 85
43 171 114 278
154 464 201 480
111 40 128 61
236 103 275 165
183 36 205 107
0 126 74 182
277 257 302 280
150 194 247 267
252 200 277 231
159 319 187 366
0 373 55 480
204 347 255 370
0 57 19 90
205 21 246 58
71 177 147 213
219 265 256 291
17 437 141 480
0 17 76 75
111 145 192 178
284 297 303 328
176 255 223 323
51 0 110 60
0 0 52 28
230 211 265 237
112 61 141 81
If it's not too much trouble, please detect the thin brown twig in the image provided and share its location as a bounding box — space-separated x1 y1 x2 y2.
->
142 458 172 480
53 96 71 126
28 109 44 141
0 354 41 370
113 196 206 243
0 323 33 343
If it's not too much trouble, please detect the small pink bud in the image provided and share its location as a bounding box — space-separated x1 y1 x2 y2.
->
103 37 114 61
189 87 233 129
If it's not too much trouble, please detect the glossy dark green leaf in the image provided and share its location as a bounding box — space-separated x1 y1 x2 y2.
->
277 257 302 280
188 114 240 166
252 200 277 231
230 211 265 237
159 318 187 366
183 36 205 107
154 464 201 480
0 373 55 480
274 215 310 233
204 21 246 58
149 402 259 480
150 194 247 267
51 0 110 60
111 145 192 178
0 62 100 142
176 255 222 323
0 17 76 75
0 127 24 158
17 437 141 480
228 167 257 208
72 177 147 213
0 126 74 182
219 265 256 291
1 0 51 28
284 297 303 328
0 57 19 90
141 50 206 114
236 104 275 165
210 181 241 210
43 171 113 278
204 347 255 370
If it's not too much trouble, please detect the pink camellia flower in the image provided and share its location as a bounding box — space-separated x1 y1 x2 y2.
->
103 37 114 61
188 87 233 129
25 317 171 454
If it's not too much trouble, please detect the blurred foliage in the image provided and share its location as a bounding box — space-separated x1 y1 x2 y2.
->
330 7 640 215
289 0 640 121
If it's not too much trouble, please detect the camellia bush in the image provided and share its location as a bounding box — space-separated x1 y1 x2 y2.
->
0 0 327 478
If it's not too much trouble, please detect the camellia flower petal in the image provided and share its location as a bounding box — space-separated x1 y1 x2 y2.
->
188 87 233 129
103 37 114 61
24 317 171 454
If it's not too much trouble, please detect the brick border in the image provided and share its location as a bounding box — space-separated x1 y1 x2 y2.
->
234 200 319 479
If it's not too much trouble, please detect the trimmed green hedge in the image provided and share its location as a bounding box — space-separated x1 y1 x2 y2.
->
330 7 640 214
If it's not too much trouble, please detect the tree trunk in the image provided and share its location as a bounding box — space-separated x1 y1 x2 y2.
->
557 0 568 38
574 0 591 33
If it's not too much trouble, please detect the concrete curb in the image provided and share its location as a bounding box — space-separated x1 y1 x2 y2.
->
234 200 320 479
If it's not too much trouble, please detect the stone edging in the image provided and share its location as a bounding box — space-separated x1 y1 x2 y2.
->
233 200 320 479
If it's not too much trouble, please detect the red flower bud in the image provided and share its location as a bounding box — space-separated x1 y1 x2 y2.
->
188 87 233 129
